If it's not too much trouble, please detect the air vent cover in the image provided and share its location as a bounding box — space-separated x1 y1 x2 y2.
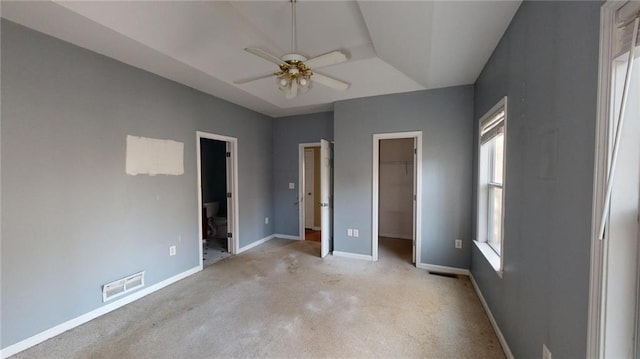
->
102 271 145 302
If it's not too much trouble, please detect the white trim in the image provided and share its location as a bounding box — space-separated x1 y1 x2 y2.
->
237 234 275 254
196 131 240 269
416 263 470 276
476 97 507 274
470 274 515 359
474 241 503 278
588 3 631 358
298 142 321 242
372 131 423 264
311 226 321 231
0 266 200 359
332 251 374 261
273 234 302 240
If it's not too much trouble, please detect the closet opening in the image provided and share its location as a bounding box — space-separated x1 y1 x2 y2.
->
372 131 422 264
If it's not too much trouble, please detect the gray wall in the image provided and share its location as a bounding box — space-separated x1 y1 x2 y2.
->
333 87 474 268
1 20 273 348
471 1 600 358
272 112 333 236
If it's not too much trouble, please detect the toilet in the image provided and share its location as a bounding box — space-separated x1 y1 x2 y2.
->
204 202 228 239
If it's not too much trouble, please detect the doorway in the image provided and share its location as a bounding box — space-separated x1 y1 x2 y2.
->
378 138 415 263
303 145 321 242
372 131 422 264
299 143 321 243
299 140 333 257
196 131 239 269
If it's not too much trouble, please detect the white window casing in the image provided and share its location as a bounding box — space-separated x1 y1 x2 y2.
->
475 97 507 276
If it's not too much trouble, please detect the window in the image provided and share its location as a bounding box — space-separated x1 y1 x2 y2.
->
476 97 507 275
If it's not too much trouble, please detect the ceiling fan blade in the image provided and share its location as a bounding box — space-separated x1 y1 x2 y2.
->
312 73 350 91
304 50 348 69
233 72 278 85
285 80 298 99
244 47 285 66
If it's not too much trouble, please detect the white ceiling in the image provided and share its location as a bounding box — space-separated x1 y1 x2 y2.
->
2 1 521 118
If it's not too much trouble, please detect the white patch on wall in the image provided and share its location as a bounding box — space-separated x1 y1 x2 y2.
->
125 135 184 176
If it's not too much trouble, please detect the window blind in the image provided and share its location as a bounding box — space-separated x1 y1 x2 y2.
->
615 2 640 57
480 110 505 144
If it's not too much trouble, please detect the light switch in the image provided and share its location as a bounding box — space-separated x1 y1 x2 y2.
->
288 182 295 189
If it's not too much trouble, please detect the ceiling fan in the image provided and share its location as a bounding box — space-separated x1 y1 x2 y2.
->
233 0 350 99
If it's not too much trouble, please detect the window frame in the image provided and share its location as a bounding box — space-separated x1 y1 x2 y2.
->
475 97 507 277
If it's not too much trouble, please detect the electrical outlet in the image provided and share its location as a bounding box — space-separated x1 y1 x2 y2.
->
288 182 295 189
542 344 551 359
347 228 353 237
265 217 269 224
169 246 176 256
353 229 359 237
455 239 463 249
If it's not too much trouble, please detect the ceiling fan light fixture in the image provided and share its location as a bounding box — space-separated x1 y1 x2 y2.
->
298 76 309 87
235 0 350 99
297 75 312 94
277 74 291 90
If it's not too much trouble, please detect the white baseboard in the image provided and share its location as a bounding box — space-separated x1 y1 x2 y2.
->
416 263 470 276
469 273 514 359
1 266 201 359
273 234 301 241
332 251 374 261
311 226 321 231
379 232 412 240
237 234 277 254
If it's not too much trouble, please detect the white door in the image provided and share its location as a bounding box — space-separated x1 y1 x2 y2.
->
320 139 333 257
225 141 234 252
412 138 417 263
304 149 315 228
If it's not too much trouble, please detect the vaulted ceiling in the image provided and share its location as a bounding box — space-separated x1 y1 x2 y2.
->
2 1 521 118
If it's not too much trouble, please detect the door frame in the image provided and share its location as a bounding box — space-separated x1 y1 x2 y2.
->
298 142 321 240
372 131 422 264
196 131 240 269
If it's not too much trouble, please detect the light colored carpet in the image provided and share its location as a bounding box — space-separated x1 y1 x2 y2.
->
12 238 505 359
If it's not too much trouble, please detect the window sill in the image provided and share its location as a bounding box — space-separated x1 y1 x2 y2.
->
474 240 503 278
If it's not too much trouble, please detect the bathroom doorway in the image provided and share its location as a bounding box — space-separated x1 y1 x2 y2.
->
196 131 238 268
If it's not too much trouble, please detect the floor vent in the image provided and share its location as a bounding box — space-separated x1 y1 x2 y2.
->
102 271 145 302
428 271 459 279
